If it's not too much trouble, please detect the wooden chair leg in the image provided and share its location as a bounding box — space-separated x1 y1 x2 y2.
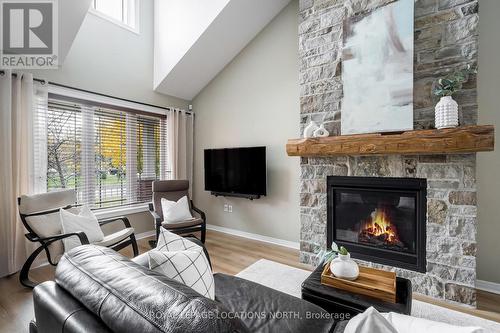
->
155 223 162 241
201 224 206 243
149 223 162 249
19 245 46 288
130 234 139 257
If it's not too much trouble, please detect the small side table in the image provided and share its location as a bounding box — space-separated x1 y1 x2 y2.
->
301 265 412 318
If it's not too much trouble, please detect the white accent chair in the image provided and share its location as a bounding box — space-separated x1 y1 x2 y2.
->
18 189 138 288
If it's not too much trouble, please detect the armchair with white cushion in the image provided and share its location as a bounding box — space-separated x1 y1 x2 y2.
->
149 180 206 245
17 189 138 288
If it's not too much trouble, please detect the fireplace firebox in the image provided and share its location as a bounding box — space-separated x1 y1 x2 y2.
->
327 176 427 272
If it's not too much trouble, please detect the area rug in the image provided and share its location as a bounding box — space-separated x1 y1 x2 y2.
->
236 259 500 332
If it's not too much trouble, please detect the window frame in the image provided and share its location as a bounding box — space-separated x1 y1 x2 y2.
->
89 0 140 35
48 85 167 116
43 85 170 217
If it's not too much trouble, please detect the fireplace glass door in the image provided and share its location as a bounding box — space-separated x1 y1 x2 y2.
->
335 189 416 254
328 176 427 272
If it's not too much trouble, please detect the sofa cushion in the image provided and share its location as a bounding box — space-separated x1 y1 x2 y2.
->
161 217 203 229
94 227 134 247
382 312 484 333
214 273 334 333
33 281 111 333
345 307 398 333
55 245 249 333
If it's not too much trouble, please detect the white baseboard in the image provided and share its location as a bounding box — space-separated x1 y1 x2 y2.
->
476 279 500 295
206 224 299 250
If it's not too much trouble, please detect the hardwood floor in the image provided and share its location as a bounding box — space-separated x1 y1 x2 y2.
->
0 230 499 332
204 229 312 275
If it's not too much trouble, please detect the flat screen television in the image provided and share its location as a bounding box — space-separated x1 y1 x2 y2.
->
204 146 266 198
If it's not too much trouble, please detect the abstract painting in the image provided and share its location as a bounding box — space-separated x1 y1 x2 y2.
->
341 0 414 135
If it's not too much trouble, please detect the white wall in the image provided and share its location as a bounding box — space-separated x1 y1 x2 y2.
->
154 0 292 100
192 0 300 243
154 0 230 88
477 0 500 285
28 0 189 236
30 0 188 109
57 0 93 64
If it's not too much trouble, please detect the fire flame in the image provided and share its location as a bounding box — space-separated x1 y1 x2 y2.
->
360 207 401 245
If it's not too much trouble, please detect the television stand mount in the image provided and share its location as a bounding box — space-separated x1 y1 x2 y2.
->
211 192 261 200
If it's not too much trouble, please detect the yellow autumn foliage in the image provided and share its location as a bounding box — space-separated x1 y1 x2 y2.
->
98 118 126 168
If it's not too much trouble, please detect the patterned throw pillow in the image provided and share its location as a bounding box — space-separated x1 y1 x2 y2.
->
149 227 215 299
148 248 215 299
155 226 201 252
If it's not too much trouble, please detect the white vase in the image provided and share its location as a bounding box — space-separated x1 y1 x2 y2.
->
435 96 459 129
313 123 330 137
329 253 359 281
304 121 319 138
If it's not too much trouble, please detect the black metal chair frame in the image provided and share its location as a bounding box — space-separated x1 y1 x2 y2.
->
149 200 206 244
18 198 139 288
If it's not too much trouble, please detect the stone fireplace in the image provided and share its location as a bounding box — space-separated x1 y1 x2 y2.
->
328 176 427 273
298 0 479 305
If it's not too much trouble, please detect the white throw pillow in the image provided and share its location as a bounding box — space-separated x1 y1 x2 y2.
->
345 307 398 333
156 226 201 252
151 228 214 299
148 248 215 300
161 196 193 224
60 206 104 251
382 312 484 333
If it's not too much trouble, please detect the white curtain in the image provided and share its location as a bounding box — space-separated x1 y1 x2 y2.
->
33 81 49 193
167 109 194 189
0 71 47 277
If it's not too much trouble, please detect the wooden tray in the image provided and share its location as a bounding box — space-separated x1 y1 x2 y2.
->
321 264 397 303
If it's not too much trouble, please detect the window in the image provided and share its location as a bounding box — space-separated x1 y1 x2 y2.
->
91 0 139 33
41 97 169 209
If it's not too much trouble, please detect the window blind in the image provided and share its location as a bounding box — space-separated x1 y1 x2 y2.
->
36 97 170 209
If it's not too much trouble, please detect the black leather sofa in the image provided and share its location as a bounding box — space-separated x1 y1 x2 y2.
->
30 239 343 333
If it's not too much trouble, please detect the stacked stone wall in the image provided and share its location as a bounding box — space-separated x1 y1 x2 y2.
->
298 0 479 305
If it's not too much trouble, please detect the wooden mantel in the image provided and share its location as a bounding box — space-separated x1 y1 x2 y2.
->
286 125 495 157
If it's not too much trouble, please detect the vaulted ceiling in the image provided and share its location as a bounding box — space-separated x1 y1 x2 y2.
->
153 0 292 100
58 0 93 65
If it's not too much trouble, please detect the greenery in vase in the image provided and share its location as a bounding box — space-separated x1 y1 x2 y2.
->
316 241 349 266
433 64 477 98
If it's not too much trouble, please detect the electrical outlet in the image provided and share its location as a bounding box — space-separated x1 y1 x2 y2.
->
224 204 228 212
228 205 233 213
